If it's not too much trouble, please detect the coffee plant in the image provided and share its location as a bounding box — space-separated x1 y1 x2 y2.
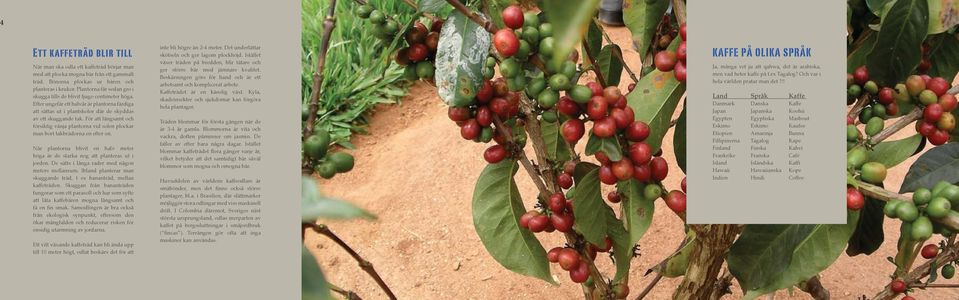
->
300 0 959 299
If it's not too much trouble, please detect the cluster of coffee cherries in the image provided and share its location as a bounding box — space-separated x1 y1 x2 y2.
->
396 20 444 81
847 66 955 145
908 75 956 145
888 242 954 299
448 78 528 163
652 23 687 83
354 4 401 40
302 129 355 179
885 180 959 241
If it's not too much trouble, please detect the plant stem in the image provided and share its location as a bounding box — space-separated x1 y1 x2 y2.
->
847 94 870 123
909 283 959 288
868 108 922 145
708 270 734 300
872 242 959 300
303 0 340 175
672 224 743 300
444 0 497 33
671 0 687 25
636 238 690 299
582 40 607 87
491 115 551 198
329 283 364 300
310 224 398 300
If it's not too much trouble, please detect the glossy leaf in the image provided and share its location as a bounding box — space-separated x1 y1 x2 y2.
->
928 0 959 34
865 0 929 86
732 211 860 299
303 247 333 300
585 133 624 161
623 0 670 57
626 38 685 153
846 196 886 256
596 44 624 86
542 0 602 66
869 135 923 168
657 232 695 278
541 120 572 162
606 211 633 282
572 162 611 245
436 11 492 107
583 20 604 68
302 177 375 221
617 179 655 246
472 161 555 284
901 142 959 193
674 106 687 173
848 31 878 73
928 33 959 83
417 0 449 13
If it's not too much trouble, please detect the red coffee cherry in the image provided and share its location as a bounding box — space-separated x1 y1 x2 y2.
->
610 107 635 129
607 191 621 203
494 29 520 57
407 43 430 62
654 50 678 72
939 94 958 112
664 190 687 213
475 106 493 126
681 177 687 193
599 165 618 185
551 213 575 233
527 214 550 232
484 145 509 163
547 247 562 263
557 172 574 189
889 279 907 294
846 186 864 211
677 41 687 63
595 151 611 166
563 161 577 175
612 159 635 181
628 143 653 165
448 107 471 122
917 121 937 137
476 80 494 103
603 86 623 103
561 119 586 143
557 96 581 117
650 157 669 181
587 82 604 96
924 104 943 123
587 96 609 120
461 119 481 140
592 117 617 138
633 164 651 182
921 244 939 259
853 66 869 85
569 260 590 283
674 61 687 83
927 77 950 96
501 5 524 29
886 102 900 116
679 23 687 41
930 129 951 145
549 192 566 213
626 121 651 142
557 248 581 271
519 210 539 229
877 87 895 105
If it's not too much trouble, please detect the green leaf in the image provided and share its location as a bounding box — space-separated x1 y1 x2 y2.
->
848 31 878 73
865 0 929 86
623 0 670 57
483 0 516 30
583 20 604 68
472 161 555 284
596 44 624 86
542 0 602 66
846 196 886 256
928 0 959 34
572 162 611 245
674 105 687 173
541 120 572 162
302 247 333 300
869 135 923 168
626 38 685 153
732 211 861 299
664 237 695 278
435 11 492 107
866 0 893 15
617 179 655 246
928 33 959 83
417 0 449 13
302 177 375 222
606 212 633 282
585 133 624 161
901 142 959 193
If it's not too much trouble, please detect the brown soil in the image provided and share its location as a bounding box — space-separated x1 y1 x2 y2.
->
305 26 959 299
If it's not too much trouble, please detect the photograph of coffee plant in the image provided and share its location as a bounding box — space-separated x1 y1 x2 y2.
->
301 0 959 299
